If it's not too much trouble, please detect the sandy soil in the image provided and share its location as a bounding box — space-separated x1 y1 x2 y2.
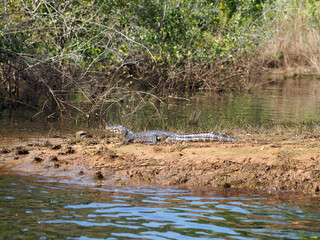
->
1 132 320 194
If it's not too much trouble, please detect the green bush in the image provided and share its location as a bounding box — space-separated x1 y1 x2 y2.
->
3 0 315 117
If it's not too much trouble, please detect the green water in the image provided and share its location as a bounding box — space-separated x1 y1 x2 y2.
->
115 76 320 131
0 173 319 239
1 76 320 136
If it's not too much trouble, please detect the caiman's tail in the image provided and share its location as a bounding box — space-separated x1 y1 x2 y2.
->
167 132 236 142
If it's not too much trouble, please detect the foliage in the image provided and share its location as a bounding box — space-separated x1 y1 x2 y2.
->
0 0 265 72
0 0 317 118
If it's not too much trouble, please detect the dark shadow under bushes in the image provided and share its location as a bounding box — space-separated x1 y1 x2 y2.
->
0 53 69 117
0 50 263 119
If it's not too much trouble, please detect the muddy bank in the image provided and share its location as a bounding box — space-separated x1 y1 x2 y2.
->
1 132 320 194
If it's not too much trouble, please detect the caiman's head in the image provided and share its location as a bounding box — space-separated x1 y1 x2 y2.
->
106 125 133 137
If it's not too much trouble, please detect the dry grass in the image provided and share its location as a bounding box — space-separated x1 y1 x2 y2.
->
261 1 320 74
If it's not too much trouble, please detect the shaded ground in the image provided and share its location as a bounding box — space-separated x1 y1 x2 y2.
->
1 131 320 195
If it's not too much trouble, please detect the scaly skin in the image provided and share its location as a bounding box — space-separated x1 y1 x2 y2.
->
106 125 236 145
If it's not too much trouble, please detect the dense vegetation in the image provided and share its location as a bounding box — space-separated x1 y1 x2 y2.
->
0 0 319 118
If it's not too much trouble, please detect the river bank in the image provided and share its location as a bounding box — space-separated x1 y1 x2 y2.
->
1 130 320 195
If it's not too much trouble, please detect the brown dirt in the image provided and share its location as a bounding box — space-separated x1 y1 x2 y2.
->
1 132 320 195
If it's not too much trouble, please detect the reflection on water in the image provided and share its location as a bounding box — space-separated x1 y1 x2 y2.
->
0 76 320 136
115 76 320 131
0 173 319 239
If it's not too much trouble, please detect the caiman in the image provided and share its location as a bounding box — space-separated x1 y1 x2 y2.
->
106 125 236 145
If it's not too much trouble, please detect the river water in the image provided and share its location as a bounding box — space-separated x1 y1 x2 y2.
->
1 76 320 239
1 75 320 136
104 75 320 131
1 172 320 239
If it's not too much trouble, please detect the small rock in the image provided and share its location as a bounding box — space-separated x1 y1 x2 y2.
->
88 140 99 145
49 156 59 162
42 140 52 147
1 148 10 154
27 143 40 147
76 131 87 139
65 146 75 154
52 144 62 150
94 171 105 181
223 183 231 188
79 170 84 175
54 163 61 168
32 157 43 163
58 146 75 155
15 147 29 155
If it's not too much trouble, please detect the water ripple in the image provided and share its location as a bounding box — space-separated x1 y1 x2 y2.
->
1 174 320 239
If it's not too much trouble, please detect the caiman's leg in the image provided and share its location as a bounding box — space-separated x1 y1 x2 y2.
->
120 138 131 146
144 135 158 145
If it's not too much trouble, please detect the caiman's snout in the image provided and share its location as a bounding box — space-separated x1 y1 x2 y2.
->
106 125 127 134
